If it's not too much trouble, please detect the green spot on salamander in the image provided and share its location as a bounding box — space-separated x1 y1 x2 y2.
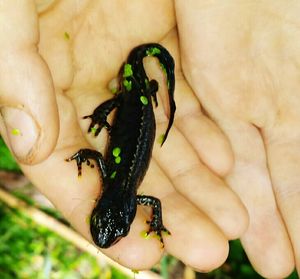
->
112 147 121 157
123 79 132 91
160 63 170 89
85 215 91 225
110 171 117 179
91 127 97 135
123 64 133 78
144 78 150 89
146 47 161 56
115 156 121 164
111 87 118 94
140 96 148 105
160 63 167 75
157 134 165 145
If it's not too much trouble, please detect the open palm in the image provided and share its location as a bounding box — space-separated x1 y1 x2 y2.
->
176 0 300 277
0 0 248 270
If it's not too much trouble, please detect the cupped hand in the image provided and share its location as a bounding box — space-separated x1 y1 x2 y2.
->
0 0 248 271
176 0 300 277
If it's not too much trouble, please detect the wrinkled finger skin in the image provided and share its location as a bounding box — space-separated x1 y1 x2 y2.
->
176 0 300 277
0 0 59 164
1 0 249 271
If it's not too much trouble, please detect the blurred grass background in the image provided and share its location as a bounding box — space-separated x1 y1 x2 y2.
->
0 137 298 279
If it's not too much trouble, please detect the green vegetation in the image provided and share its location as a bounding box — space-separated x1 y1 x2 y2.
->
0 137 21 172
0 201 108 278
207 240 262 279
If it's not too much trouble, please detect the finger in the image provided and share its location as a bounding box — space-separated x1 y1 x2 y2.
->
222 120 294 278
0 0 59 164
264 122 300 274
176 108 234 177
153 119 248 240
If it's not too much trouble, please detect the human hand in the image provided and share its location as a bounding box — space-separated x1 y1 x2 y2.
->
176 0 300 277
0 0 248 271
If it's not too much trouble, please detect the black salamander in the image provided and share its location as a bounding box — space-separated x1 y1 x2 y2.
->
67 43 176 248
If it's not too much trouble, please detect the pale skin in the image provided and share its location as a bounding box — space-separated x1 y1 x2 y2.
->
176 0 300 277
0 0 296 277
0 0 248 271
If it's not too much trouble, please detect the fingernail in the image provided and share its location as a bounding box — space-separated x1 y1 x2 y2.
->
1 107 39 163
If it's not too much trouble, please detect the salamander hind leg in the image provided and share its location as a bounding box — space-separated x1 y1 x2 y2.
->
148 79 159 107
84 97 121 136
137 195 170 248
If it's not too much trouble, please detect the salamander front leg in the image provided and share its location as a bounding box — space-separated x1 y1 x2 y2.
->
84 97 121 136
66 148 107 179
137 195 170 247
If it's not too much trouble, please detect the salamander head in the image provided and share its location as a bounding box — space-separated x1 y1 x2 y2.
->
90 194 137 248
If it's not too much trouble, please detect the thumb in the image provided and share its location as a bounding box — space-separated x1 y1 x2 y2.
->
0 1 59 164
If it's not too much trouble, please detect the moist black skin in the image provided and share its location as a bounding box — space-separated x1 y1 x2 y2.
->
67 43 176 248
